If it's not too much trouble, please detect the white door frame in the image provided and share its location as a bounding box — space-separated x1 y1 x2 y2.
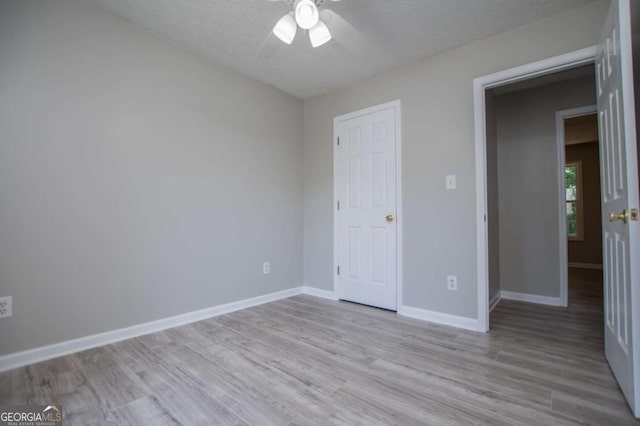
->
474 46 597 332
555 104 598 308
333 100 402 309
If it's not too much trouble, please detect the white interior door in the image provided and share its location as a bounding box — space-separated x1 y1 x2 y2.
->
335 103 398 311
596 0 640 416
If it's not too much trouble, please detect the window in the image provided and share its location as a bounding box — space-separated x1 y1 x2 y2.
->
565 161 584 240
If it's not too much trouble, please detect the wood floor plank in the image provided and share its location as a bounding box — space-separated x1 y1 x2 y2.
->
1 269 637 425
135 363 249 425
110 395 181 426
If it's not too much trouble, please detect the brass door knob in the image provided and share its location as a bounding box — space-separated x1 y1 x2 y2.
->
386 215 394 222
609 209 628 224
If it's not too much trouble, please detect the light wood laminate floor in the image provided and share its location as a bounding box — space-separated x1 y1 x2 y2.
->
1 269 638 425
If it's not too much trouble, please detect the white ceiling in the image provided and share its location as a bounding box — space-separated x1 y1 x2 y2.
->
89 0 598 99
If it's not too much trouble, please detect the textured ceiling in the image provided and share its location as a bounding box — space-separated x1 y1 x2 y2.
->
88 0 598 99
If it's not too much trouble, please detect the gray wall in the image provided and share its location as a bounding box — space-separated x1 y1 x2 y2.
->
495 76 596 298
485 91 501 302
302 1 609 319
0 0 303 355
633 0 640 179
566 142 603 265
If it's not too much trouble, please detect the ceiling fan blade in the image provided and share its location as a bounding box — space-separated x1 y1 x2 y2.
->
258 31 282 59
319 9 371 55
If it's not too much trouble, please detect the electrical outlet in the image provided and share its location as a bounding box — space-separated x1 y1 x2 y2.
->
0 297 12 319
447 276 458 291
263 262 271 275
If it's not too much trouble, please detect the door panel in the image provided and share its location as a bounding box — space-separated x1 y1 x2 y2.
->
597 0 640 415
335 105 398 311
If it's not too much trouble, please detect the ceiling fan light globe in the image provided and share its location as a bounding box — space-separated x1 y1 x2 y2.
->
294 0 319 30
309 20 331 47
273 12 297 44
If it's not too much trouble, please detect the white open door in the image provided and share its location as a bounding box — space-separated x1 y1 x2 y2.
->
334 102 399 311
596 0 640 416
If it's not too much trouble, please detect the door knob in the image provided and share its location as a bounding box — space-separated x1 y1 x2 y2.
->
386 215 394 222
609 209 628 224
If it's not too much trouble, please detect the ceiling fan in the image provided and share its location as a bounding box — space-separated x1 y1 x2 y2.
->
266 0 343 48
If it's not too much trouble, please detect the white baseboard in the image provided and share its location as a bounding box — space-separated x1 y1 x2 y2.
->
500 290 564 307
568 262 603 270
398 305 480 332
303 290 481 332
489 292 501 312
0 286 304 373
302 286 338 300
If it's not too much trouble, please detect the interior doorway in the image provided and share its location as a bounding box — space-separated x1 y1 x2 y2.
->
482 65 622 415
560 111 604 314
484 65 598 312
556 106 601 303
474 47 600 332
485 101 604 314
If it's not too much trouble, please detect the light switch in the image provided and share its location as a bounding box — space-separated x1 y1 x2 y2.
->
446 175 456 190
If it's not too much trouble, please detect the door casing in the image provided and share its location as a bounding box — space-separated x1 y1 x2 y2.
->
474 46 597 332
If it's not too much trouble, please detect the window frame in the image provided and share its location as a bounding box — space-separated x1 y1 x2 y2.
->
565 160 584 241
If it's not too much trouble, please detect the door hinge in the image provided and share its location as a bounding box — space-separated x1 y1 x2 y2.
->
337 137 340 146
337 266 340 275
337 200 340 210
484 214 487 222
